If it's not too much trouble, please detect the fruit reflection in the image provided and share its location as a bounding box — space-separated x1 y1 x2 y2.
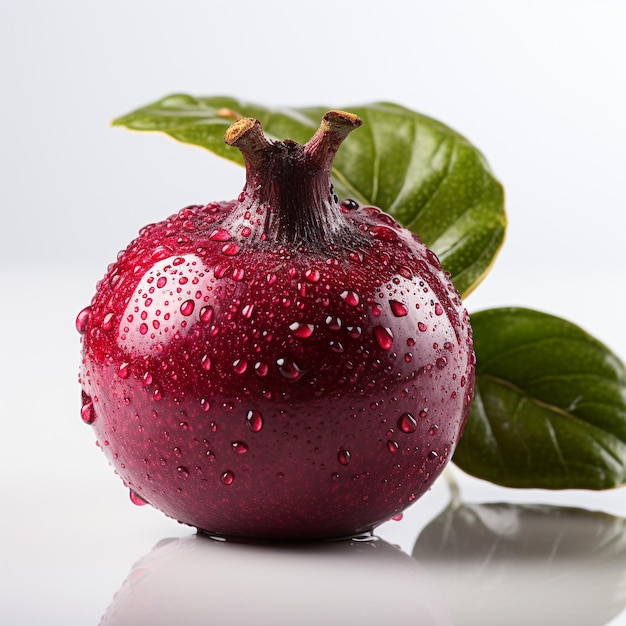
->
100 534 451 625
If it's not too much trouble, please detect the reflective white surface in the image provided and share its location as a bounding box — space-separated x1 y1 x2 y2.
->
2 267 626 624
96 502 626 626
2 1 626 624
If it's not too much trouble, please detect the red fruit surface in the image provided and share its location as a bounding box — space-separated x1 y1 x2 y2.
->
78 112 475 539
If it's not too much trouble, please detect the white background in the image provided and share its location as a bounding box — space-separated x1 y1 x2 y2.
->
1 1 626 624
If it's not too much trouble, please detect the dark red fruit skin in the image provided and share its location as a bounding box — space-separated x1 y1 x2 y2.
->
78 115 475 540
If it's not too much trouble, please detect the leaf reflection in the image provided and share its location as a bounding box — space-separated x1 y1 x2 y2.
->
413 501 626 625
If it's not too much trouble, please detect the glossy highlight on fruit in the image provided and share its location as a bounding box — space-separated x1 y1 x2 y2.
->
77 111 475 540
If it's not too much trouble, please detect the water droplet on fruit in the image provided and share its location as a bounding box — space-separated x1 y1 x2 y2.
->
418 322 428 332
177 466 190 477
101 312 114 331
221 242 241 256
117 362 130 379
341 198 359 211
289 322 314 338
340 290 360 306
347 325 362 339
373 326 393 350
304 268 321 282
214 262 231 278
338 449 351 465
389 300 408 317
436 356 448 369
151 247 171 262
81 400 95 424
201 354 211 371
277 358 305 381
180 299 195 316
199 305 214 323
232 441 249 454
419 408 429 419
129 490 148 506
246 409 264 432
369 225 398 241
232 267 246 281
329 340 345 353
325 316 342 330
254 362 268 377
387 440 399 453
429 425 439 436
220 470 235 485
398 412 417 433
434 303 444 316
233 359 248 374
392 513 404 521
209 228 232 241
75 307 91 333
428 450 439 461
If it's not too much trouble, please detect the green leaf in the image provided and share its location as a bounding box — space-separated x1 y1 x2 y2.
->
453 307 626 489
113 95 506 297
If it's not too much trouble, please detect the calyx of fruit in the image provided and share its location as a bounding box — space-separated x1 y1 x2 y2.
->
223 111 362 247
78 111 475 540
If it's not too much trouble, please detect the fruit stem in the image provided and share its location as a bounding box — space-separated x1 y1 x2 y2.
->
224 112 364 249
224 117 272 172
304 111 362 171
